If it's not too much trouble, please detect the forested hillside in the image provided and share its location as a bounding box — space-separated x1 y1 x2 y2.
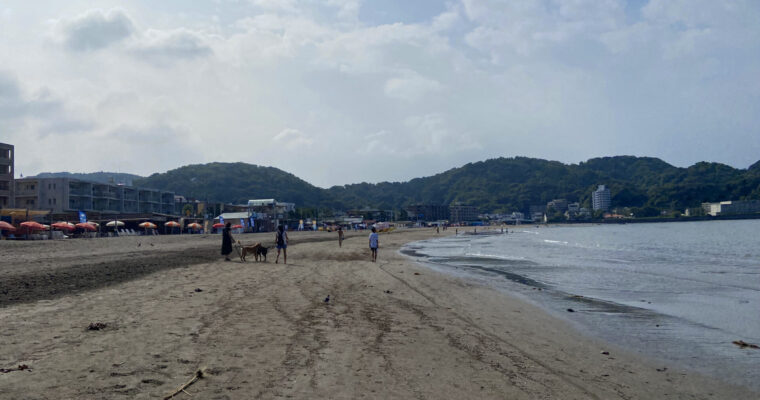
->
132 156 760 213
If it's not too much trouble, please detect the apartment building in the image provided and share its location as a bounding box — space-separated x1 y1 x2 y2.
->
0 143 13 208
405 204 450 222
592 185 611 211
449 204 479 223
14 177 176 215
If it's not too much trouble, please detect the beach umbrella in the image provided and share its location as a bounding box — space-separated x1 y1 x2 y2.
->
75 222 96 231
212 223 225 229
20 221 45 231
187 222 202 230
0 221 16 232
52 222 75 231
88 222 100 228
232 224 243 229
40 224 50 230
164 221 180 228
138 222 157 229
105 221 125 227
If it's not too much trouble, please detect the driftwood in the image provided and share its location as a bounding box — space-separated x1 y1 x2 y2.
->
733 340 760 349
0 364 30 373
163 368 206 399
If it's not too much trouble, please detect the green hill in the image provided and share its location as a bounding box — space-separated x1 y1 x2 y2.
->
131 157 760 214
133 162 325 206
32 171 142 186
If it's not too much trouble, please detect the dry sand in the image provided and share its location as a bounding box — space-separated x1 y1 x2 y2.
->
0 229 755 399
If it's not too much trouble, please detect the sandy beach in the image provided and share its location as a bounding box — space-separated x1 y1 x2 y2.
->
0 229 755 399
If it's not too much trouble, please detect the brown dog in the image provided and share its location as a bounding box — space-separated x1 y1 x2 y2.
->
239 242 263 262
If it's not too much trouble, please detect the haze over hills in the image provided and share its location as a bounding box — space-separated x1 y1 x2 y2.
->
127 156 760 214
30 156 760 214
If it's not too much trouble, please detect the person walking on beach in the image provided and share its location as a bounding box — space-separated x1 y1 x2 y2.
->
275 225 288 264
369 227 379 262
337 226 344 248
221 222 234 261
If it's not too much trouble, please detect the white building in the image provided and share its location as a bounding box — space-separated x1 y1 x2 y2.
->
592 185 611 211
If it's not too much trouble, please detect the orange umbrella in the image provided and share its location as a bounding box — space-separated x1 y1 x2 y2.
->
213 223 225 228
76 222 97 231
138 222 157 229
187 223 202 230
52 222 76 231
20 221 45 231
165 221 180 228
0 221 15 232
232 224 243 229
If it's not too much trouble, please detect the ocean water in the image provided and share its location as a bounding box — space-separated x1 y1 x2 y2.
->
402 220 760 390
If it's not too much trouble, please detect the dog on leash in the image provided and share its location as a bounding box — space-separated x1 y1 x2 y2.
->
239 242 268 262
255 245 268 262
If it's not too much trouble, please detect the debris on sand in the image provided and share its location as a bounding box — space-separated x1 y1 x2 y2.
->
656 367 667 372
0 364 30 373
324 295 330 303
414 272 421 276
601 351 610 355
733 340 760 349
87 322 107 331
194 288 203 293
566 308 575 312
163 367 207 400
384 290 393 294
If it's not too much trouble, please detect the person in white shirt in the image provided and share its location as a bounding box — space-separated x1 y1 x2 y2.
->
368 227 379 262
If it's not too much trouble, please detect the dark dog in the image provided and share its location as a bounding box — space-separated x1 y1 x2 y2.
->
255 246 268 262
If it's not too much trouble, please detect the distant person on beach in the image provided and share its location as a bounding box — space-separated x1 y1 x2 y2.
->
369 227 379 262
338 226 344 247
275 225 288 264
221 222 234 261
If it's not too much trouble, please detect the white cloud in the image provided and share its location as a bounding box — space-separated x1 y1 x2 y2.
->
2 0 760 187
273 128 314 149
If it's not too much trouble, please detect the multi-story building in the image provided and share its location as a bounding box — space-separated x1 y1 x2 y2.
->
592 185 611 211
0 143 13 208
14 177 176 215
405 204 450 222
449 204 479 223
547 199 568 213
701 200 760 216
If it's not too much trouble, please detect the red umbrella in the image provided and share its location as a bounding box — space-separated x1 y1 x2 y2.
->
52 222 76 231
20 221 45 231
165 221 180 228
232 224 243 229
0 221 16 232
212 223 224 228
75 222 97 231
139 222 157 229
187 223 202 230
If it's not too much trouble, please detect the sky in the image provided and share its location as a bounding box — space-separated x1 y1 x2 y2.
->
1 0 759 188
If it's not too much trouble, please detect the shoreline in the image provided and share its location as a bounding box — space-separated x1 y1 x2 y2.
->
0 229 755 398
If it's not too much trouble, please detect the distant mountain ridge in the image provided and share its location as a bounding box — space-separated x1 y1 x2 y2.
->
133 156 760 213
32 171 142 186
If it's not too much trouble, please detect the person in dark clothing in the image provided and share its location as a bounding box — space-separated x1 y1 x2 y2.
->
221 222 234 261
275 224 288 264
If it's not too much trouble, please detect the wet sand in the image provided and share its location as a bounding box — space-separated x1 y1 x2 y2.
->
0 229 755 399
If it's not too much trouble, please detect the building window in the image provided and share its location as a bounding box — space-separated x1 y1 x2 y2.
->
53 198 56 205
48 183 51 189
